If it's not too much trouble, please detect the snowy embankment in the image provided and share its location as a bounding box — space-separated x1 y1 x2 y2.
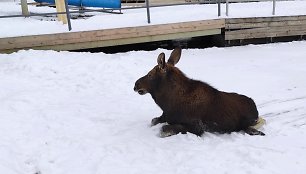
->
1 0 306 38
1 41 306 174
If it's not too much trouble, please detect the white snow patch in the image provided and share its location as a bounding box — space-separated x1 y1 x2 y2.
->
0 41 306 173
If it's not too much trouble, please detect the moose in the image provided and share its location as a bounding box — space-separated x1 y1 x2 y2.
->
134 48 265 137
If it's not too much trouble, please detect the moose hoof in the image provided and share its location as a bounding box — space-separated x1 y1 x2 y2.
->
245 127 265 136
160 130 176 138
160 125 177 138
151 117 160 126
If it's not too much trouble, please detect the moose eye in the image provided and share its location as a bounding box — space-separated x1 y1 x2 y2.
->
147 72 155 79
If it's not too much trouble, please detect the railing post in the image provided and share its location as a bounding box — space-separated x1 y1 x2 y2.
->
145 0 151 23
64 0 72 31
272 0 276 15
21 0 29 17
55 0 67 24
218 0 221 17
226 0 229 16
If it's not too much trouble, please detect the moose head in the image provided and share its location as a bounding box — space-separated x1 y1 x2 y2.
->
134 48 182 96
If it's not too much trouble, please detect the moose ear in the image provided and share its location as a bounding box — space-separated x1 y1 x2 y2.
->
157 52 166 69
167 47 181 66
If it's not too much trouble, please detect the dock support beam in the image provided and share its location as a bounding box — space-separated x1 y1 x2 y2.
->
56 0 68 24
21 0 29 16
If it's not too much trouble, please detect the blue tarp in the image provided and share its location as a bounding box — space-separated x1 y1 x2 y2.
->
34 0 121 8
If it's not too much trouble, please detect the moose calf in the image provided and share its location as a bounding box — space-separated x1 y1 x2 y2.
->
134 48 265 137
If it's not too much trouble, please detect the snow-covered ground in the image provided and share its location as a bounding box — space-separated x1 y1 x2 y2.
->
1 41 306 174
1 0 306 37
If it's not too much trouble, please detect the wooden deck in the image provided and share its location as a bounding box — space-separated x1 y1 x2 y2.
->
1 15 306 53
0 19 224 53
225 15 306 44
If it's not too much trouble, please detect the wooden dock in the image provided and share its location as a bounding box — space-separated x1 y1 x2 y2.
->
0 19 224 53
225 15 306 45
1 15 306 53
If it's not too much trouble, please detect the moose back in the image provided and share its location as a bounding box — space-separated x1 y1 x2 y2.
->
134 48 265 137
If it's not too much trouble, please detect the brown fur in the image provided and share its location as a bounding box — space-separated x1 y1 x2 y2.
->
134 48 265 137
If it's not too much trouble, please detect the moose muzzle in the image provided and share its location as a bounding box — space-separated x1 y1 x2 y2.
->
134 79 148 95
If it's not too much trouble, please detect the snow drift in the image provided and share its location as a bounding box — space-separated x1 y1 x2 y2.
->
1 41 306 174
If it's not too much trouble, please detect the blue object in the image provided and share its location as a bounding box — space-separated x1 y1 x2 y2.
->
34 0 121 8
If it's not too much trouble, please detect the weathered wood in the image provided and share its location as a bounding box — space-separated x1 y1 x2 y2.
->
225 15 306 41
0 19 224 49
225 25 306 40
226 25 306 35
226 30 306 40
226 15 306 24
55 0 67 24
21 0 29 16
0 19 224 52
226 20 306 29
3 14 306 52
26 29 221 51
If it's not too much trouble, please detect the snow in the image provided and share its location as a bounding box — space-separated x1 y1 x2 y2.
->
1 0 306 38
1 0 306 172
1 41 306 174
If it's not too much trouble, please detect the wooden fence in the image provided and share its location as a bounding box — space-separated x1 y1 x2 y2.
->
225 15 306 42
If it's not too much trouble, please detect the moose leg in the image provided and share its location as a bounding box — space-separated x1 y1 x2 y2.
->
151 114 166 126
244 127 265 136
160 124 187 138
160 120 206 137
184 120 206 136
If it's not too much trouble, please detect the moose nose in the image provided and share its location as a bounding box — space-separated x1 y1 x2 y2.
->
134 81 139 91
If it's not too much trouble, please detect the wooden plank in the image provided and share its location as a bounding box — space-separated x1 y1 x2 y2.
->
225 30 306 40
225 15 306 40
225 29 306 40
21 0 29 16
1 29 221 53
1 23 223 49
226 15 306 24
61 23 223 44
1 19 224 40
226 20 306 29
55 0 67 24
0 19 225 50
38 29 221 51
226 25 306 35
225 25 306 40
